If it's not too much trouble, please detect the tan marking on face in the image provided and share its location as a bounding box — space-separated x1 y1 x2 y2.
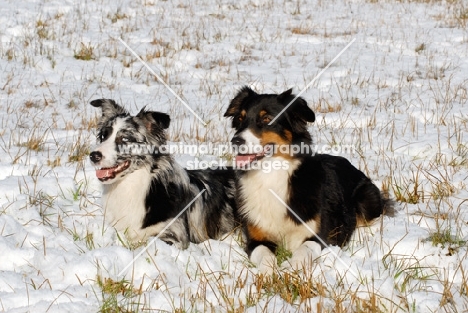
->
260 131 294 159
238 109 246 122
283 129 292 142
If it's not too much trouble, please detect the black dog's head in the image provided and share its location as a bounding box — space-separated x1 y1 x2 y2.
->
89 99 170 183
224 86 315 167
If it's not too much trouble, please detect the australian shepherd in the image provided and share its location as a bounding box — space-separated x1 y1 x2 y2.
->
89 99 237 249
224 86 393 273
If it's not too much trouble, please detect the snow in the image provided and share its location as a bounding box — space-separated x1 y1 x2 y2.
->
0 0 467 312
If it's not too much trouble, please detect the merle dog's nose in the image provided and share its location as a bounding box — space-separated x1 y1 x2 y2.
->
231 136 245 147
89 151 102 163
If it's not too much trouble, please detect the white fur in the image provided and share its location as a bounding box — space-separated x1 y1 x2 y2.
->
240 157 319 252
286 241 321 271
237 129 262 154
94 118 126 170
101 167 159 241
251 245 277 275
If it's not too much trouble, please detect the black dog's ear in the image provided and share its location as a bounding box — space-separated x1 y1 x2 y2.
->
277 88 293 101
277 89 315 123
224 86 256 117
136 109 171 132
291 97 315 123
90 99 129 120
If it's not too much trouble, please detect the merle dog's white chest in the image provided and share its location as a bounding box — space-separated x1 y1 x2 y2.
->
101 168 152 240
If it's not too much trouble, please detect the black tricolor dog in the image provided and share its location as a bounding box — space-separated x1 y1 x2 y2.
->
224 86 393 273
89 99 238 248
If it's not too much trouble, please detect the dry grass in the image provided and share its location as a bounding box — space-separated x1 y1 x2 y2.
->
0 0 467 311
74 43 95 61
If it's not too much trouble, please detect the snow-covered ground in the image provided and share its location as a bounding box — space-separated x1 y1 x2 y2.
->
0 0 467 312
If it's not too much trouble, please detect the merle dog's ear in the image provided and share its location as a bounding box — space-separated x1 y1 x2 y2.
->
137 109 171 132
224 86 256 117
277 89 315 123
90 99 129 119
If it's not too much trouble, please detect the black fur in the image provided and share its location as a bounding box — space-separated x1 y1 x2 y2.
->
224 87 394 261
90 99 238 248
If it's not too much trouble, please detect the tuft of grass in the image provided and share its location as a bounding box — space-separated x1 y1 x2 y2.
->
351 97 360 106
81 116 99 131
415 43 426 54
108 10 128 23
24 99 40 109
6 48 15 61
115 231 147 250
67 99 78 109
275 243 293 266
33 192 57 226
47 156 61 167
68 140 90 163
36 19 51 39
383 253 436 295
74 43 95 61
425 228 466 250
291 26 312 35
254 272 322 304
20 133 47 152
314 98 343 113
392 184 421 204
391 167 422 204
69 182 83 201
97 276 139 295
96 276 142 313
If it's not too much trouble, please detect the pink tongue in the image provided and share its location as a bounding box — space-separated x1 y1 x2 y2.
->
96 168 115 179
235 154 257 167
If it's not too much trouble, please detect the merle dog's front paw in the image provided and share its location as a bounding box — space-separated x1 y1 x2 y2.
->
159 232 189 250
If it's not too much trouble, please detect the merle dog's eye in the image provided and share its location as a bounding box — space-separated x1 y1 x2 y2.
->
98 127 112 142
116 136 130 144
116 135 136 144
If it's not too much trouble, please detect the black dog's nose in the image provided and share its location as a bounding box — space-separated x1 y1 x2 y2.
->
89 151 102 163
231 136 245 147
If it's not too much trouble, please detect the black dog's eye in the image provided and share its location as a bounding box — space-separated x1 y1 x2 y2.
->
262 115 272 124
257 114 272 127
257 110 272 127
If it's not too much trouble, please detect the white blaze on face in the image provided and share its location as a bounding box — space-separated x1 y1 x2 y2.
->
234 129 264 167
91 118 133 183
238 129 261 151
94 118 126 168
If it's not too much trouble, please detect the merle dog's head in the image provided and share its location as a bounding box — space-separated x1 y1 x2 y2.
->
89 99 170 183
224 86 315 167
